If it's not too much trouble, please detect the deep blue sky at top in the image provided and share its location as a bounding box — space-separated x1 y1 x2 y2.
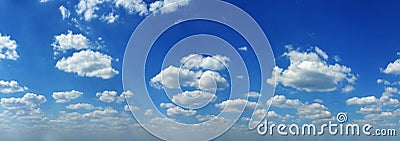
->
1 0 400 121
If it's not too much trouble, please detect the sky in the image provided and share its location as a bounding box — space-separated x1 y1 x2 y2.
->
0 0 400 141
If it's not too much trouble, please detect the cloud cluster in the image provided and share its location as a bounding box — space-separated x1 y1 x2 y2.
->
150 54 229 91
266 95 334 123
160 102 196 116
172 90 217 108
268 46 356 93
52 90 83 103
66 103 95 110
96 90 133 103
0 33 19 60
383 58 400 75
346 87 399 114
70 0 191 23
0 80 28 94
52 30 119 79
0 93 48 122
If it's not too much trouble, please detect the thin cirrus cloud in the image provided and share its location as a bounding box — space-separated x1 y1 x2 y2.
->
0 33 19 60
268 46 357 93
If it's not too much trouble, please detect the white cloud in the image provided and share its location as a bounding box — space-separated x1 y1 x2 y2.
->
171 90 217 108
144 109 153 116
238 46 247 51
297 103 333 123
166 106 196 116
0 93 48 122
347 87 400 115
268 47 356 92
55 50 119 79
180 54 230 71
149 0 191 14
0 33 19 60
96 90 118 103
267 95 302 109
160 102 196 116
195 114 217 122
267 95 333 123
124 105 139 111
247 92 261 98
215 99 258 113
346 96 379 105
150 65 199 89
342 85 355 93
1 93 46 110
39 0 50 3
76 0 105 21
52 30 89 53
96 90 133 103
100 12 119 24
150 66 228 90
52 90 83 103
314 47 328 60
59 6 71 20
0 80 28 94
66 103 94 110
115 0 148 16
383 59 400 75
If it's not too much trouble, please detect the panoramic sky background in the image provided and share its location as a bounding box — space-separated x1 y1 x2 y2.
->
0 0 400 141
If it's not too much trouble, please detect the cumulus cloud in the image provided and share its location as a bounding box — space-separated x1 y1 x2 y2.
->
238 46 247 51
76 0 105 21
150 54 229 91
52 90 83 103
96 90 118 103
160 103 196 116
100 12 119 24
96 90 133 103
346 87 400 114
383 58 400 75
52 30 89 53
148 0 191 14
267 46 356 92
0 93 48 122
59 6 71 20
267 95 333 123
215 99 258 113
150 65 199 89
0 33 19 60
124 105 139 111
55 50 119 79
0 80 28 94
115 0 148 15
66 103 94 110
180 54 230 71
171 90 217 108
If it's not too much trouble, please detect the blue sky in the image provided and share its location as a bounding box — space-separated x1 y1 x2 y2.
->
0 0 400 140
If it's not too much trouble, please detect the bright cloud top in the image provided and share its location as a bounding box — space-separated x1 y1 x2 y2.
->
0 33 19 60
268 46 357 93
52 30 90 53
55 50 119 79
